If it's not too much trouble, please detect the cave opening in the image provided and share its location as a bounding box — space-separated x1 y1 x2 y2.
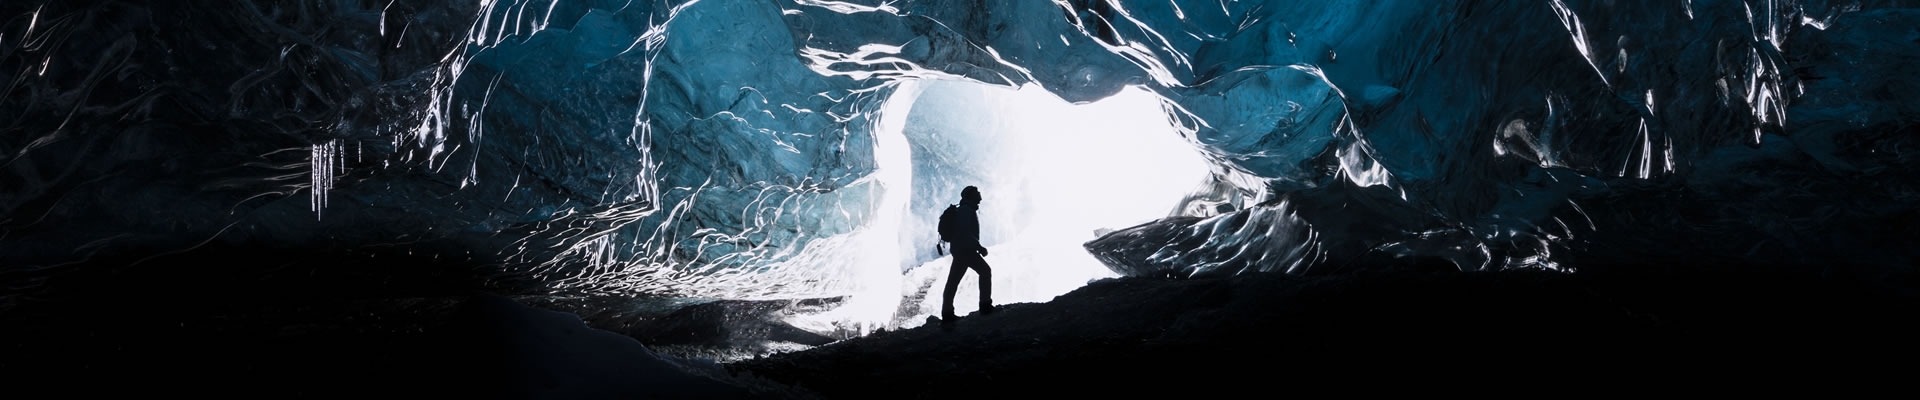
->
862 78 1214 325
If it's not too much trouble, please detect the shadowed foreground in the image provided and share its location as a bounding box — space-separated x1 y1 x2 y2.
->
733 263 1918 397
3 250 1915 398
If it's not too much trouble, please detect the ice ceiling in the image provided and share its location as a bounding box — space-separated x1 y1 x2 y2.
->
3 1 1916 325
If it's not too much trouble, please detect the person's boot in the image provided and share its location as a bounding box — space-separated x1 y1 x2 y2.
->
978 303 995 315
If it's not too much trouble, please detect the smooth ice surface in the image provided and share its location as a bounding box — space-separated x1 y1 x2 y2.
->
4 0 1917 333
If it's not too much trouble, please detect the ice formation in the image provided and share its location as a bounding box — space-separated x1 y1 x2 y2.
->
4 1 1916 328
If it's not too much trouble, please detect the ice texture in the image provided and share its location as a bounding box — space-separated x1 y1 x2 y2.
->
3 0 1916 320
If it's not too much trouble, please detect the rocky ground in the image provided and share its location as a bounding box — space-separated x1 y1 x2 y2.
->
3 247 1915 398
731 263 1919 397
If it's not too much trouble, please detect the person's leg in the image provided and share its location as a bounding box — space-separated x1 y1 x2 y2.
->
941 257 967 320
970 258 993 313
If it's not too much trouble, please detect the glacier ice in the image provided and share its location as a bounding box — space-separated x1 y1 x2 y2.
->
3 0 1917 328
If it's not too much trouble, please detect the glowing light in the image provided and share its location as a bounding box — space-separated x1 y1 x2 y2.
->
904 80 1211 318
786 81 919 334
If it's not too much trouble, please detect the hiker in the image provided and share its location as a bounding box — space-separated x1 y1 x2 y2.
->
938 186 993 322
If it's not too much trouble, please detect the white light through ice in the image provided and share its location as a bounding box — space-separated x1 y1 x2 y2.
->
907 80 1211 319
787 81 920 335
790 80 1210 332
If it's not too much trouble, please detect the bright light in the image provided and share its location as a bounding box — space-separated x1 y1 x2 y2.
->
906 80 1211 318
789 80 1210 332
784 81 922 335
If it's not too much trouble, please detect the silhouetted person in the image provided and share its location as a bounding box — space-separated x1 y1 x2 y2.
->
938 186 993 323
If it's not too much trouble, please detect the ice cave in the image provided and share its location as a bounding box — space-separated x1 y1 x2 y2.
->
3 0 1918 397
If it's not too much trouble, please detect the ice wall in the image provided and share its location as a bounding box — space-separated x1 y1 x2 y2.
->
4 0 1916 318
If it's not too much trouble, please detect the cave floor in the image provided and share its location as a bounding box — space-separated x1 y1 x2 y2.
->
3 256 1914 398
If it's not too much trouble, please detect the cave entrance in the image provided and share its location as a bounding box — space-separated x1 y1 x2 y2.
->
881 79 1212 320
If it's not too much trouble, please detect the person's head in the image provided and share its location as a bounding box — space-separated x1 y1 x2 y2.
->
960 186 982 205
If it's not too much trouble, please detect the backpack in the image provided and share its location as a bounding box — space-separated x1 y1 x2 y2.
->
936 204 961 243
935 204 960 255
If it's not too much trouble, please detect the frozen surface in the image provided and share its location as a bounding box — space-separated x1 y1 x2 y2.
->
3 0 1916 328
